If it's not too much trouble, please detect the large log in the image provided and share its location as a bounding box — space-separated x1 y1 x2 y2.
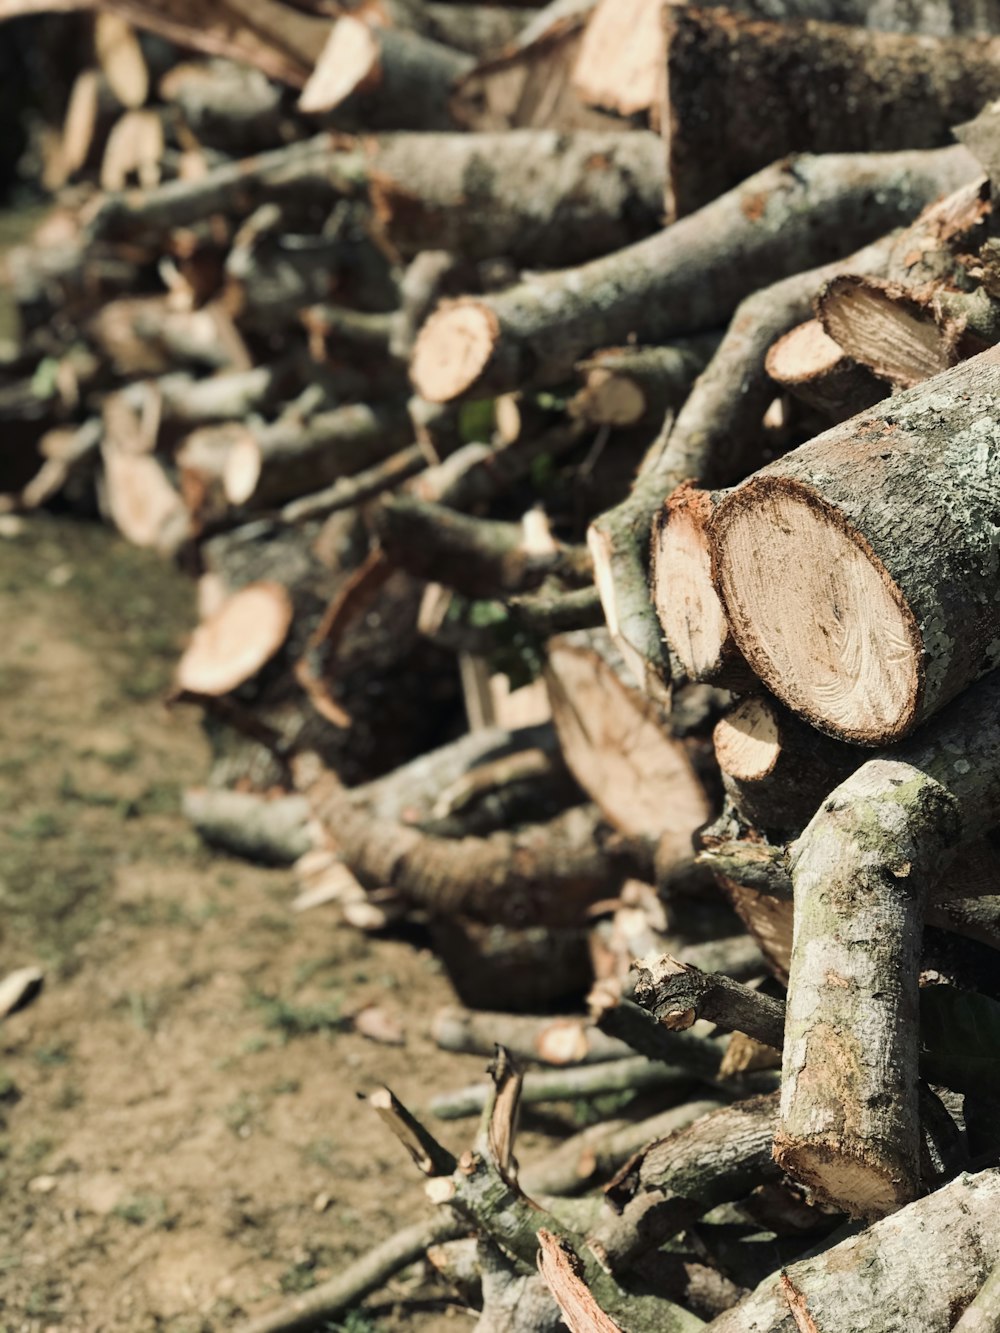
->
410 144 976 401
662 7 1000 217
711 345 1000 745
776 667 1000 1218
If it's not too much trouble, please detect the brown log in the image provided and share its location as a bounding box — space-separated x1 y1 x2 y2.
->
712 345 1000 745
409 144 975 402
222 403 412 511
373 496 591 598
158 58 288 152
764 318 888 421
662 7 1000 218
713 693 861 836
588 1093 781 1273
176 582 294 696
571 340 716 432
299 17 473 128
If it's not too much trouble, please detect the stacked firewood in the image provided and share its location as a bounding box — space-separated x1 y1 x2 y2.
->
9 0 1000 1329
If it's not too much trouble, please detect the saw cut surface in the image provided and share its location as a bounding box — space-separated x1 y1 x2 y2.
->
177 581 293 696
716 484 919 743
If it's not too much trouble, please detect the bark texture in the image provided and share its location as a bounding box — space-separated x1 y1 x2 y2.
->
410 145 977 401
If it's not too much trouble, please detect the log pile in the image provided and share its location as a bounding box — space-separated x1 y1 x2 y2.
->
8 0 1000 1328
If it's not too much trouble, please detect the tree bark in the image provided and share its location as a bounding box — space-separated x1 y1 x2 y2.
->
777 666 1000 1219
410 144 976 402
703 1169 1000 1333
662 7 1000 217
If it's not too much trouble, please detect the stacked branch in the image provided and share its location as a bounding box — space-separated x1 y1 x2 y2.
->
11 6 1000 1332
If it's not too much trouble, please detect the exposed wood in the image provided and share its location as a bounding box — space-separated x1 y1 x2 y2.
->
651 484 755 692
712 345 1000 744
544 628 714 861
571 341 716 432
182 788 313 865
299 17 473 128
764 318 887 421
572 0 664 121
713 693 861 836
176 581 294 696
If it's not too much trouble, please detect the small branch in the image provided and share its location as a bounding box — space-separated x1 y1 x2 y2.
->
633 958 785 1052
235 1212 465 1333
429 1055 690 1120
368 1086 457 1178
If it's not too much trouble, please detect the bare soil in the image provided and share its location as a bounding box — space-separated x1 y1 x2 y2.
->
0 516 498 1332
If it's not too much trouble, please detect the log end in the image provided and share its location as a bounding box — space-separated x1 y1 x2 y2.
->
222 430 263 507
765 319 844 387
713 695 780 782
772 1132 914 1221
652 484 732 683
411 302 498 403
713 478 922 745
176 580 294 696
299 17 380 116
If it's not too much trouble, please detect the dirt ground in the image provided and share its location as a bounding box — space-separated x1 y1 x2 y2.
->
0 515 511 1332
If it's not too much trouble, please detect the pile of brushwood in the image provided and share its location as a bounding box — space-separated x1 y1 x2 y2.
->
10 0 1000 1329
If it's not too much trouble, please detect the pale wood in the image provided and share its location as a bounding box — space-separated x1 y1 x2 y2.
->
95 12 149 108
176 582 293 696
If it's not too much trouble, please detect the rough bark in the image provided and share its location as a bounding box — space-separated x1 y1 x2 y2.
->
712 345 1000 744
633 957 786 1052
410 144 976 402
703 1169 1000 1333
588 1094 781 1274
777 667 1000 1219
367 129 666 266
662 8 1000 218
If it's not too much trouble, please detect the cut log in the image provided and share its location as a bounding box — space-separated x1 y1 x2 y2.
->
704 1169 1000 1333
764 318 887 421
366 129 666 267
182 788 313 865
571 340 716 431
571 0 665 121
713 693 861 836
651 484 755 692
299 17 473 129
99 106 164 191
176 581 294 696
776 666 1000 1218
544 628 715 862
451 4 619 134
661 7 1000 218
222 403 412 510
158 59 288 153
373 497 591 597
60 68 117 179
410 144 976 401
711 345 1000 745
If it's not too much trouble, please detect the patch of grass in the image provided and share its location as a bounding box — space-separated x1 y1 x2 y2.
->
54 1081 82 1111
325 1312 383 1333
301 1138 336 1171
0 1070 19 1104
25 1278 62 1317
33 1041 72 1068
279 1260 319 1295
112 1194 171 1228
22 1136 54 1168
223 1092 261 1137
251 993 346 1040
